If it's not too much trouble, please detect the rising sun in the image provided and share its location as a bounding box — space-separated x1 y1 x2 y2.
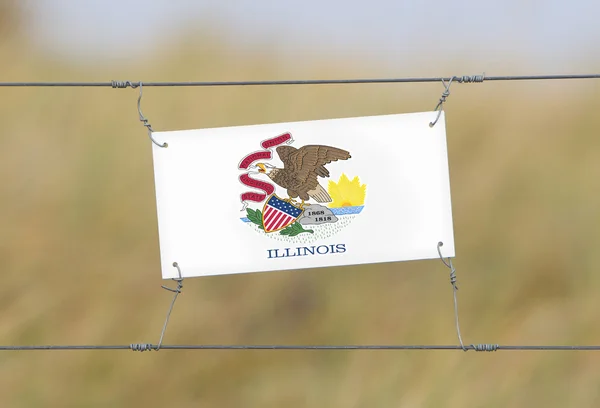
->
327 173 366 208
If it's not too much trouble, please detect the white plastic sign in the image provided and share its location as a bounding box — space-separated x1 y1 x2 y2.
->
151 111 455 279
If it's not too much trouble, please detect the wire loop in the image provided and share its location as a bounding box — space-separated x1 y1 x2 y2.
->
428 73 484 127
429 78 453 127
130 263 183 353
136 82 167 148
437 241 466 351
156 262 184 350
437 242 501 354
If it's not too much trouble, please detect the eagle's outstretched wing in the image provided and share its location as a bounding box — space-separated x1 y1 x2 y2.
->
276 144 351 193
277 145 350 178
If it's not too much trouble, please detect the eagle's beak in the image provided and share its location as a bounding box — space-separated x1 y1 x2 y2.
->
257 163 267 173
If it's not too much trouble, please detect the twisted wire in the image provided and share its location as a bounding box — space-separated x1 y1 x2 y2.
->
130 343 154 352
156 262 184 350
428 76 457 127
111 80 139 89
437 242 466 350
454 74 486 83
134 82 167 148
436 242 501 353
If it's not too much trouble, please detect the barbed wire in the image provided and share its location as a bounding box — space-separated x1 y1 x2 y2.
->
0 73 598 87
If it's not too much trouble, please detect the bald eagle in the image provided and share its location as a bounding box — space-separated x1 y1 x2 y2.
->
256 144 351 208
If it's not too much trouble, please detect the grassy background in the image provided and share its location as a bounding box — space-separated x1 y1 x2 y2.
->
2 2 600 407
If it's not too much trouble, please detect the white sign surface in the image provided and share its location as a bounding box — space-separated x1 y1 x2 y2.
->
151 111 455 279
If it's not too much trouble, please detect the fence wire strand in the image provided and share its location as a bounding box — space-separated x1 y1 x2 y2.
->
0 73 599 87
0 344 599 352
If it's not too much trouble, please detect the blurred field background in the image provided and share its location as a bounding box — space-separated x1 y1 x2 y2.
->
2 1 600 407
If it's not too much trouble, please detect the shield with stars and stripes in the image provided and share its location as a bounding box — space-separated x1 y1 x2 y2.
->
261 194 304 233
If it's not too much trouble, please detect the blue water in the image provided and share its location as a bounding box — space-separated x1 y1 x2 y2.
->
331 206 364 215
240 205 364 222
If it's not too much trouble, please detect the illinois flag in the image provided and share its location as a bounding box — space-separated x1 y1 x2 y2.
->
150 111 455 279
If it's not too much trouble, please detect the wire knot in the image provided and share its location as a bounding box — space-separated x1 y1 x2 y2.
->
111 80 139 89
438 88 450 104
429 78 454 127
113 80 166 146
130 343 155 352
135 82 167 148
161 262 184 293
154 262 185 351
455 73 485 83
437 242 458 291
161 279 183 293
437 241 466 351
471 344 499 352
